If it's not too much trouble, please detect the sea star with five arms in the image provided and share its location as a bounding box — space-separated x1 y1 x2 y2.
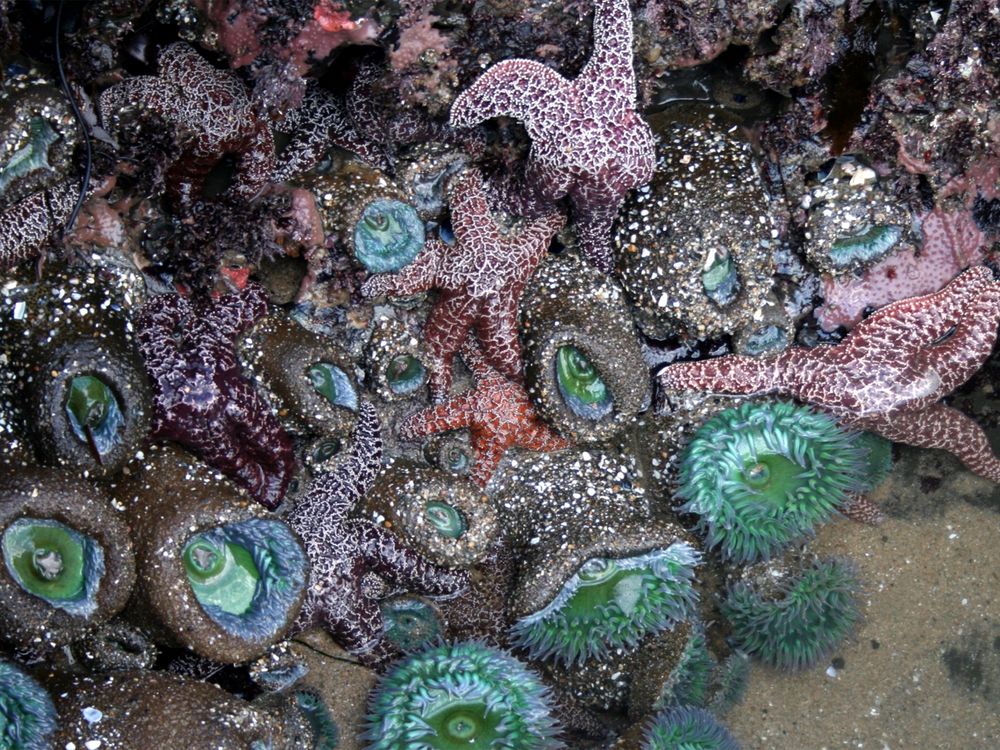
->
135 283 297 510
99 42 274 204
398 340 570 487
658 266 1000 483
362 168 564 400
448 0 655 273
287 400 470 667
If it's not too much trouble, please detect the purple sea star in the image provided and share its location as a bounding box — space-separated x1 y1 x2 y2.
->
362 168 564 400
448 0 655 273
0 179 78 272
135 283 296 510
287 400 469 667
658 267 1000 483
98 42 274 205
398 340 570 488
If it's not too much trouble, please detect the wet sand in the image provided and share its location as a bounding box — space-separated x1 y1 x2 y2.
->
726 446 1000 750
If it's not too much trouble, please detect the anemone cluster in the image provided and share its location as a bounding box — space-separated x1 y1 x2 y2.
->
0 0 997 748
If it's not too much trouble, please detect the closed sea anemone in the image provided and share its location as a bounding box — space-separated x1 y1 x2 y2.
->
363 641 563 750
676 401 866 563
509 541 701 667
640 705 740 750
0 659 57 750
721 553 861 671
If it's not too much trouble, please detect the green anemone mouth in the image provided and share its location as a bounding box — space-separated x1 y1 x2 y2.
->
364 642 560 750
2 518 104 617
353 198 425 273
0 659 58 750
701 252 740 307
385 354 426 395
380 596 443 652
65 374 125 459
442 445 470 474
554 345 612 421
182 519 307 640
311 437 343 466
829 224 902 268
308 362 358 412
510 542 701 667
677 402 865 564
424 501 467 539
0 115 60 197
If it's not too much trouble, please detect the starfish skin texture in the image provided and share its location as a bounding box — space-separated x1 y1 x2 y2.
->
448 0 655 273
398 340 570 488
99 42 274 205
658 266 1000 483
135 283 296 510
0 179 77 272
287 401 469 667
362 168 564 400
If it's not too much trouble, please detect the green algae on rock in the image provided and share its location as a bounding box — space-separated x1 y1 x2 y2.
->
613 107 775 340
0 464 135 647
112 444 307 663
521 254 646 443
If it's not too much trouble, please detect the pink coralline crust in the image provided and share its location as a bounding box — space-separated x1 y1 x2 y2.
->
390 14 451 72
195 0 378 74
283 8 379 75
194 0 265 69
815 209 987 331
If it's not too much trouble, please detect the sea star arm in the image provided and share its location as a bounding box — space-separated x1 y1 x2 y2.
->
204 283 270 343
448 169 503 246
422 294 483 399
361 238 446 297
232 121 276 200
98 75 176 126
862 404 1000 483
0 180 80 272
573 201 622 274
351 521 470 597
469 436 511 488
301 401 383 518
841 493 886 525
577 0 639 105
397 392 477 440
134 293 192 381
449 59 572 134
657 353 789 396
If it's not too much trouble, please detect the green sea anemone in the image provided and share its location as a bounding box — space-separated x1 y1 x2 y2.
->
676 401 866 563
554 345 613 421
364 641 562 750
829 225 903 268
182 519 308 642
64 374 125 460
353 198 425 273
721 555 860 671
509 542 701 667
641 705 740 750
708 651 751 714
385 354 427 396
293 691 338 750
0 659 57 750
656 624 716 710
857 431 893 491
2 517 105 617
307 362 358 412
380 595 443 653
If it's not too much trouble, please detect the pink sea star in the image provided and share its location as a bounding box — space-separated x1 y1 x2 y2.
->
99 42 274 205
361 168 564 400
398 340 570 487
448 0 655 273
135 283 296 509
659 267 1000 483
